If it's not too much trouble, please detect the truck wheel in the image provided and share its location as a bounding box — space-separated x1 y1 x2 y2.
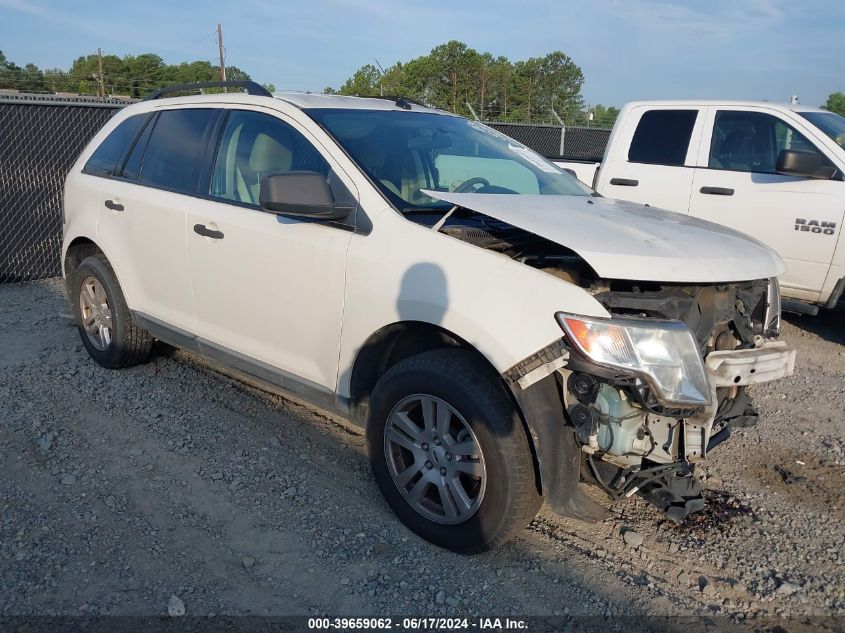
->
69 254 153 369
367 348 541 553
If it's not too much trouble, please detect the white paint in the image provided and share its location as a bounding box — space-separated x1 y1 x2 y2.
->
62 91 791 404
705 341 796 387
422 190 784 283
558 99 845 306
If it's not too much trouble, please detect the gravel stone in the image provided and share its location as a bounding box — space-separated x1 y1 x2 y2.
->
622 530 643 548
167 595 185 617
777 581 802 596
37 433 54 452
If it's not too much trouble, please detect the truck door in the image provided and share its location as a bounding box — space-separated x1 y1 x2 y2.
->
596 106 704 213
689 107 844 301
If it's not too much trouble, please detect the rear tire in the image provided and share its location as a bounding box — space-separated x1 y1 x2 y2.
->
69 254 153 369
367 348 541 553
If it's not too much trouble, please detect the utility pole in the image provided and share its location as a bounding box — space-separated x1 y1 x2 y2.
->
217 24 227 86
97 48 105 99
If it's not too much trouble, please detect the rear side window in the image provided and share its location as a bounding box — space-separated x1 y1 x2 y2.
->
139 109 217 194
628 109 698 166
120 117 155 181
83 114 148 177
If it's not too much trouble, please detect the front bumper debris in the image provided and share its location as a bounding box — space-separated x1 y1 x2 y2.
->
685 340 795 463
705 340 796 387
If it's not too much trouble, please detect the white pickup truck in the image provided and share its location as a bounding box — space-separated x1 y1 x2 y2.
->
556 101 845 313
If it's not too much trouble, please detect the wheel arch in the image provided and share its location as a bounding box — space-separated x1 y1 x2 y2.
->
63 236 103 280
346 320 543 494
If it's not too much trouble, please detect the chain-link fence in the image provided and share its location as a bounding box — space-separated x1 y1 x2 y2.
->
0 96 122 282
485 121 610 161
0 93 612 283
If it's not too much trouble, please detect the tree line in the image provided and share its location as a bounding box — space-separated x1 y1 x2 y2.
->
0 50 264 99
0 43 615 125
4 43 841 126
824 92 845 117
326 41 620 127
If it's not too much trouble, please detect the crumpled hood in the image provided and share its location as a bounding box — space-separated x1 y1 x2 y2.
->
422 191 785 283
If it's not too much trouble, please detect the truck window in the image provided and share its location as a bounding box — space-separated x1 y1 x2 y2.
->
139 109 218 195
799 111 845 149
82 114 149 178
709 110 831 174
628 109 697 166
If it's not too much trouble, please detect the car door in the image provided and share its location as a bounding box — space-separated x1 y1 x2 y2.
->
187 106 357 394
689 107 844 299
596 106 704 213
96 107 218 333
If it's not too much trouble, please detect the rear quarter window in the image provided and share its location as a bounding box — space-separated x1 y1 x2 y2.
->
139 108 218 194
628 109 698 166
82 114 149 177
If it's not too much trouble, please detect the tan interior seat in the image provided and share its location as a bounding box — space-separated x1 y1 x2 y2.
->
238 133 293 203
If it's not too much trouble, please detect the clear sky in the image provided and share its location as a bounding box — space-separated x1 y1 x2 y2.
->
0 0 842 108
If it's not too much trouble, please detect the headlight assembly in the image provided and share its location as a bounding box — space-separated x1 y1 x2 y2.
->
556 312 711 406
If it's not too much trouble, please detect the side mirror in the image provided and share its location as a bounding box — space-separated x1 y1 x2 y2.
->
775 149 832 179
259 171 353 220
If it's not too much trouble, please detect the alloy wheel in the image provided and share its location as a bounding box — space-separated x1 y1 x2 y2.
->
383 394 487 524
79 276 113 351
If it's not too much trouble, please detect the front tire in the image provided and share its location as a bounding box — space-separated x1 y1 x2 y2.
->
367 349 541 553
69 254 153 369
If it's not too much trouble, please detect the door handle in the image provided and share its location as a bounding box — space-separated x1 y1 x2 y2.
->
104 199 124 212
609 178 639 186
193 223 224 239
700 186 734 196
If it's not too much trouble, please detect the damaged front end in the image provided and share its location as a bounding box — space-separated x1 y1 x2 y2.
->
419 196 794 522
506 278 795 523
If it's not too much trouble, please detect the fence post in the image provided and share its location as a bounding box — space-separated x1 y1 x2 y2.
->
550 108 565 157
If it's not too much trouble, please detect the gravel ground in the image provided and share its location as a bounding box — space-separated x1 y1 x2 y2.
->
1 278 843 627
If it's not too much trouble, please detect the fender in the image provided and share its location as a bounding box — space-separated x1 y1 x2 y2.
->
504 347 608 522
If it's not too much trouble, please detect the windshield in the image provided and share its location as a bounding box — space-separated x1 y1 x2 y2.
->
800 111 845 150
305 108 591 211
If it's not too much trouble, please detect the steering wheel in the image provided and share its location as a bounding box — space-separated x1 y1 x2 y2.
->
453 177 490 193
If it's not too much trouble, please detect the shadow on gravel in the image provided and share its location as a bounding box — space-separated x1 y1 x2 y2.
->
783 301 845 347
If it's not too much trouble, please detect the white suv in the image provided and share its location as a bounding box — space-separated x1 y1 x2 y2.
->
63 81 795 552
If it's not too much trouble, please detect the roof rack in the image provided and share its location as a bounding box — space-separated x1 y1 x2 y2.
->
144 81 272 101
